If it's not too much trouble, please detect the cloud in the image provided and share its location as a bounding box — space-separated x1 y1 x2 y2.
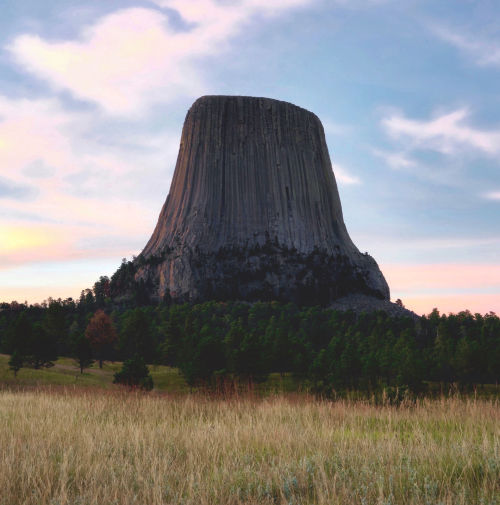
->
0 94 178 269
8 8 199 116
0 93 176 198
372 149 416 170
0 176 36 200
332 163 361 185
370 147 463 187
381 108 500 156
483 191 500 200
22 160 56 179
150 0 315 22
323 119 351 136
0 96 81 176
8 1 314 115
431 25 500 67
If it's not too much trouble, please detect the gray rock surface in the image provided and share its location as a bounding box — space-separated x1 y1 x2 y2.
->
135 95 390 305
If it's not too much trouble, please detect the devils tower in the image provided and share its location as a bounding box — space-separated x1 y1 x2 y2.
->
134 95 389 305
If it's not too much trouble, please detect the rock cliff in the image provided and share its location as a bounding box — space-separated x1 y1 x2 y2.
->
134 95 390 305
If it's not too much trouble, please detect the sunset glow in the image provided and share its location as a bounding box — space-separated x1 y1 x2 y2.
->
383 263 500 292
0 227 54 253
403 294 499 317
0 0 498 314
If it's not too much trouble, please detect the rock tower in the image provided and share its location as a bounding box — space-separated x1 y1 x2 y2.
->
135 95 389 305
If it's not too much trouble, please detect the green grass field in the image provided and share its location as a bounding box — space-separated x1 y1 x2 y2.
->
0 354 190 392
0 354 304 393
2 354 499 399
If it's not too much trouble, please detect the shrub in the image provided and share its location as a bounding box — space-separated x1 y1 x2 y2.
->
113 355 153 390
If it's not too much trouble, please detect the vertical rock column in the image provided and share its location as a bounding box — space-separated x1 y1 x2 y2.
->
135 95 389 304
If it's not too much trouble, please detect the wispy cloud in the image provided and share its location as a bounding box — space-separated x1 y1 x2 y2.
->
483 191 500 200
322 118 351 136
0 96 78 174
332 163 361 185
381 108 500 156
431 24 500 67
372 149 416 170
371 146 464 187
0 176 36 200
8 0 314 116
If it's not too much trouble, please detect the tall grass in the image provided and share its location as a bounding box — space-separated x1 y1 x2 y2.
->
1 387 498 505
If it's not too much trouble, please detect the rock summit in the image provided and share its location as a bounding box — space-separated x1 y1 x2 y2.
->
135 95 390 305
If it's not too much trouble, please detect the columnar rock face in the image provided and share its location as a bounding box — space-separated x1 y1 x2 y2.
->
135 95 390 305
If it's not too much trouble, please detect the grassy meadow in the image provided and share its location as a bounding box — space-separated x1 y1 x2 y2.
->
0 354 302 394
0 354 190 392
0 386 498 505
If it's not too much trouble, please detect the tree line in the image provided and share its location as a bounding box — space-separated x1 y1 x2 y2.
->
1 280 498 393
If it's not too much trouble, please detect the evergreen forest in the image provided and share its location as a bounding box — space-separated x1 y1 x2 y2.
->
1 268 498 394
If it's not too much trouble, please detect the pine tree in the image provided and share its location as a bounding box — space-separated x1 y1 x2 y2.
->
8 351 23 377
113 355 153 390
69 321 94 374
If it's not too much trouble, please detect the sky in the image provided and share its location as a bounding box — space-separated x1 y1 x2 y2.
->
0 0 499 315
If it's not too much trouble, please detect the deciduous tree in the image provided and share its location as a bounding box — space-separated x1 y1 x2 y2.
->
85 310 117 368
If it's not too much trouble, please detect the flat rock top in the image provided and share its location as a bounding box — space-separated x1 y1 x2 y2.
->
191 95 319 117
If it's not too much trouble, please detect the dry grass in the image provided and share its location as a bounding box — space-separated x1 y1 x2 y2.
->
0 388 498 505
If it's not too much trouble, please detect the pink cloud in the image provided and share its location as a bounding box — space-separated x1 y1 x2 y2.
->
9 1 314 115
9 9 202 115
483 191 500 200
0 95 173 271
0 96 79 176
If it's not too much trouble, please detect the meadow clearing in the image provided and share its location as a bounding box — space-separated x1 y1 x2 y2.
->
0 385 498 505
